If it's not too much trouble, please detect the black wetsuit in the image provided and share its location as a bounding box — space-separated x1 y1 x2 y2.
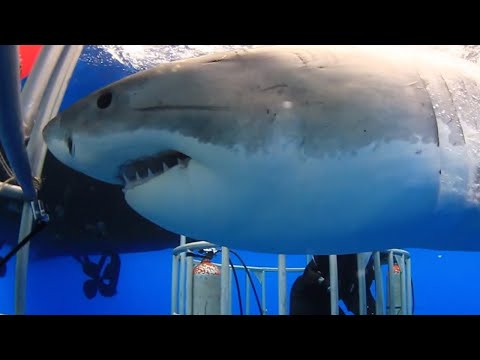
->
289 254 376 315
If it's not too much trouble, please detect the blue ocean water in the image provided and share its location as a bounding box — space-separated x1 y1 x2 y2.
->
1 46 480 315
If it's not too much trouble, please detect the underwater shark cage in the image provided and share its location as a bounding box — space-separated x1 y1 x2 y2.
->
171 237 414 315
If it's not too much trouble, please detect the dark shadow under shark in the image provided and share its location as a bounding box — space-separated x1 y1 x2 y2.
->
0 147 186 261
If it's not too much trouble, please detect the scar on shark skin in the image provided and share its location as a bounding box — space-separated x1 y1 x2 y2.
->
134 105 230 112
261 84 288 92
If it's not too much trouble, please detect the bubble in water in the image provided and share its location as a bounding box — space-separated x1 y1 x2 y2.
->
89 45 260 71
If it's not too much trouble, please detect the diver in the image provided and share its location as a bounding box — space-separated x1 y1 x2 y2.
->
290 254 376 315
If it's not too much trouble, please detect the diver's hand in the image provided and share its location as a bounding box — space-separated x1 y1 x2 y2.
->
317 275 331 292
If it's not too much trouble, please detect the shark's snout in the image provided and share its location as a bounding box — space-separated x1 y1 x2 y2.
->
42 114 75 167
43 115 62 143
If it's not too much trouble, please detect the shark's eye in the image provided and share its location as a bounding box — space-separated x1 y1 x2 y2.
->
97 92 112 109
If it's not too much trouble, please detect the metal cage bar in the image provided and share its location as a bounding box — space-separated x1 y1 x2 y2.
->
171 242 413 316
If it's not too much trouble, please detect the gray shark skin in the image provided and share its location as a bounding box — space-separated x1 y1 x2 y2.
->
42 45 480 255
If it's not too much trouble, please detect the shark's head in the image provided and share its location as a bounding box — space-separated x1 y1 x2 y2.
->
43 47 312 249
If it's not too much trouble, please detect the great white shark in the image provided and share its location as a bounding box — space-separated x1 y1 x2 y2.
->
42 45 480 255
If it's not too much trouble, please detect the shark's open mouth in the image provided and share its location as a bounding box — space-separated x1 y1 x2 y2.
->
119 150 191 190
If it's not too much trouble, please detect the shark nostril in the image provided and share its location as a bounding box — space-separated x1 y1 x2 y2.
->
66 136 74 156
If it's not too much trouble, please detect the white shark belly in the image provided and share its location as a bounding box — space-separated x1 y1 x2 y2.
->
124 138 452 254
